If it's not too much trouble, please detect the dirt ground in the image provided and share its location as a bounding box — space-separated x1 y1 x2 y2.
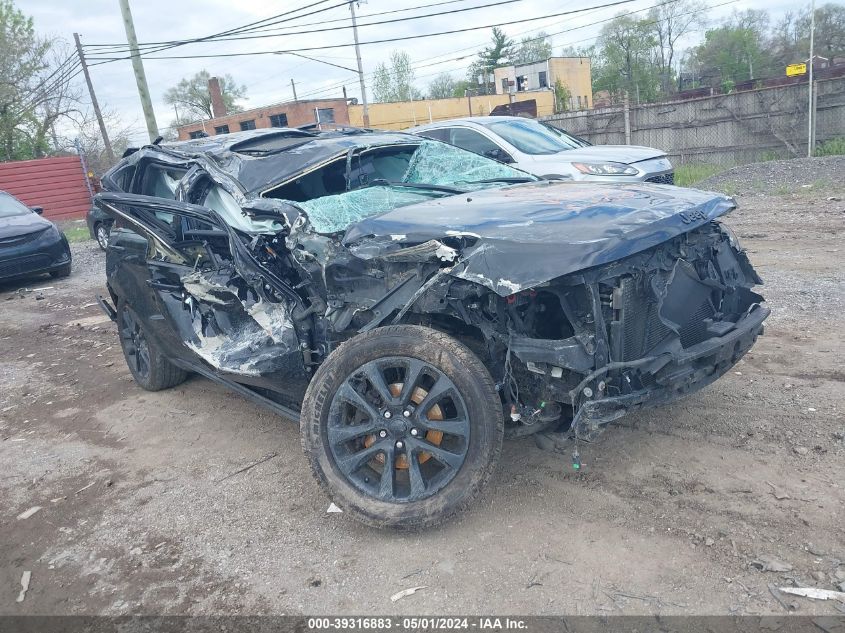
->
2 161 844 617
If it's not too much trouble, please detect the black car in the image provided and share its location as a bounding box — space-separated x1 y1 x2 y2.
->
86 204 113 250
0 190 71 282
94 129 768 528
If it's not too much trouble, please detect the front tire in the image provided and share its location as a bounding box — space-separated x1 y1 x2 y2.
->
301 325 503 529
117 299 188 391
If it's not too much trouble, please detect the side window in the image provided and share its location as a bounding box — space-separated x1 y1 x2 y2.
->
105 164 136 192
417 128 450 142
449 128 510 161
137 164 188 199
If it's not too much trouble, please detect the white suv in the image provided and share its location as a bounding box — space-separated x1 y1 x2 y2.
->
410 116 674 184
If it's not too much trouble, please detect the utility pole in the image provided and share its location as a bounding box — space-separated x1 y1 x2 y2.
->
291 78 298 102
73 33 114 164
807 0 816 158
118 0 159 141
349 0 370 127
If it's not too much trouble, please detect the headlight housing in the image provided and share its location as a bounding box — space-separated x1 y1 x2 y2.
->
572 162 638 176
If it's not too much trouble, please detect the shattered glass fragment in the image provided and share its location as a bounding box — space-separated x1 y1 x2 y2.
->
403 140 524 186
295 186 431 234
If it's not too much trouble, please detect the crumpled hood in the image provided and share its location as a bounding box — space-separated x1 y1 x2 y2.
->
534 144 665 165
343 181 736 296
0 212 52 240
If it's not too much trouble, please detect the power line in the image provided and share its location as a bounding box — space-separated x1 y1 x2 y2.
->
291 0 738 101
86 0 530 57
290 0 675 99
86 0 494 54
14 64 84 117
83 0 351 56
86 0 645 66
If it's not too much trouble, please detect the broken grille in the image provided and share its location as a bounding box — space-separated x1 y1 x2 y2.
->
615 263 716 361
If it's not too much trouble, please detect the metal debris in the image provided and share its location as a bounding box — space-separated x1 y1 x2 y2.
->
390 586 426 602
779 587 845 602
16 571 31 603
16 506 42 520
216 452 278 482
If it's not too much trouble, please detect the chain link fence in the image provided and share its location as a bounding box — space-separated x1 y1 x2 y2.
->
542 77 845 170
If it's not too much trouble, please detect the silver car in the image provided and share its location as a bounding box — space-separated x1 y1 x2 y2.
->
410 116 674 184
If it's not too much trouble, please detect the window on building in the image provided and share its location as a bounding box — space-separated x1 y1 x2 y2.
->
576 95 582 109
188 130 205 139
269 113 289 128
583 95 589 108
538 71 548 88
240 119 256 131
316 108 335 123
214 124 230 135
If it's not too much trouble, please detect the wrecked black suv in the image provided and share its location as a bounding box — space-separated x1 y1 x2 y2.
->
95 128 768 528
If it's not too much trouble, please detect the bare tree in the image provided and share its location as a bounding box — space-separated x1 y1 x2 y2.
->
29 42 85 155
648 0 708 94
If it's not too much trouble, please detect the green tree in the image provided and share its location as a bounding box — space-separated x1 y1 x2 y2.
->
467 27 514 94
0 0 53 160
163 70 246 121
372 50 422 103
427 73 457 99
451 79 473 98
553 79 571 112
593 14 661 103
691 10 770 87
512 31 553 65
808 3 845 61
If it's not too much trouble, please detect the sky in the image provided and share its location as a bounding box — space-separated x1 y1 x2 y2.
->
23 0 803 143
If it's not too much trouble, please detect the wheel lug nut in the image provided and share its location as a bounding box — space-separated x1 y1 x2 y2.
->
410 428 419 437
395 440 404 449
403 410 411 417
378 430 387 438
383 410 392 419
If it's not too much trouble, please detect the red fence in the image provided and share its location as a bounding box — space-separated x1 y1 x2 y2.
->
0 156 92 221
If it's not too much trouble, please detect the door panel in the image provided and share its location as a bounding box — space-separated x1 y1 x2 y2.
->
97 192 309 394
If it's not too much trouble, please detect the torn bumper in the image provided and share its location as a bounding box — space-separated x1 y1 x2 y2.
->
572 303 769 435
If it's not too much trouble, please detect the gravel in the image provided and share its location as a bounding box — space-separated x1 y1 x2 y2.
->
698 155 845 197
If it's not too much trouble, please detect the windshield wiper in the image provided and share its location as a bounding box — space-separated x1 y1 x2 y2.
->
368 179 465 195
466 177 536 184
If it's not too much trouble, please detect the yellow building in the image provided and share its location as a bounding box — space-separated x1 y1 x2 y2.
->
348 91 556 130
494 57 593 110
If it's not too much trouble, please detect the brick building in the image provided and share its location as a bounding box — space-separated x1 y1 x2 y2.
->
176 77 350 140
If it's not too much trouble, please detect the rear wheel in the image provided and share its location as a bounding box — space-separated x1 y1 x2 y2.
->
301 325 503 528
117 299 188 391
95 222 110 251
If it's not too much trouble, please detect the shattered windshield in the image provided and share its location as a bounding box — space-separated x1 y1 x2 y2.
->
292 140 531 233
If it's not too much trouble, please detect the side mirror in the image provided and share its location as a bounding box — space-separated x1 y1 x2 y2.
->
30 205 44 215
